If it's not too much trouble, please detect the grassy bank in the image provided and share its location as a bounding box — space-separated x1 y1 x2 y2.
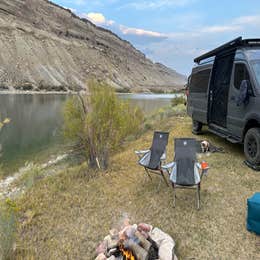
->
14 113 260 259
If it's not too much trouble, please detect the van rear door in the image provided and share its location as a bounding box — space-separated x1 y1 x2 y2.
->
188 66 211 124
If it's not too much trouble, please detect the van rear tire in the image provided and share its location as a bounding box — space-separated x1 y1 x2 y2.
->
192 119 202 134
244 128 260 165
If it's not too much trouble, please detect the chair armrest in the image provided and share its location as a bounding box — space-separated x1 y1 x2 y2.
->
135 150 150 159
135 150 150 155
160 152 166 161
162 161 175 170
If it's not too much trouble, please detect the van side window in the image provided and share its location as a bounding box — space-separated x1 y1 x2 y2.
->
190 69 211 93
234 63 250 89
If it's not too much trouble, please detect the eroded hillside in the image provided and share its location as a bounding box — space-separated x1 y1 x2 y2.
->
0 0 186 92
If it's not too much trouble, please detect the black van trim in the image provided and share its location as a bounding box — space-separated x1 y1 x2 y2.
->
194 37 260 64
208 123 242 143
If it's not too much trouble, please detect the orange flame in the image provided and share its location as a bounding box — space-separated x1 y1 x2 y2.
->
119 244 135 260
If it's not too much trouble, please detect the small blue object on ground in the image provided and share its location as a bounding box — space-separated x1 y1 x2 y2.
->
247 192 260 235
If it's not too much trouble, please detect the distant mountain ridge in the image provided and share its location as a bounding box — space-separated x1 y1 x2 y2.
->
0 0 186 92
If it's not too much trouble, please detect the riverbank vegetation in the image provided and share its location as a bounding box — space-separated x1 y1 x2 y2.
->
0 199 17 260
0 118 17 260
63 80 143 170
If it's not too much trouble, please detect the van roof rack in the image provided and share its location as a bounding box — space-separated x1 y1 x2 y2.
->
194 37 260 64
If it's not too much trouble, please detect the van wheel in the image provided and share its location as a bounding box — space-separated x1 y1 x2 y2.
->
192 120 202 134
244 128 260 165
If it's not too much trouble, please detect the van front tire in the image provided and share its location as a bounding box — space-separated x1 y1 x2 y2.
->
192 119 202 134
244 128 260 165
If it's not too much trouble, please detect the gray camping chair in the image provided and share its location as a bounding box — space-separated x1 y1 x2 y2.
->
135 131 169 188
162 138 209 210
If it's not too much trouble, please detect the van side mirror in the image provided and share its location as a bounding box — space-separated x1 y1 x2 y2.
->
236 80 250 106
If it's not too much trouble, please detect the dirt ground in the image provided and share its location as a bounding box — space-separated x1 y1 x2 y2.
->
16 116 260 259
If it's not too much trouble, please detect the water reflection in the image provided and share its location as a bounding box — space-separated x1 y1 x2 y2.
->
0 93 176 166
118 93 177 114
0 94 69 165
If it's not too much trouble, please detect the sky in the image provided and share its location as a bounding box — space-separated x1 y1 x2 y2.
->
52 0 260 76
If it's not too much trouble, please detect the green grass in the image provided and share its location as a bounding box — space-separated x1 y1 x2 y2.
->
14 115 260 259
0 199 17 260
171 95 186 107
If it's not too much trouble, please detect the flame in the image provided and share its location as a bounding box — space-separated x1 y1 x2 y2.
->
119 244 135 260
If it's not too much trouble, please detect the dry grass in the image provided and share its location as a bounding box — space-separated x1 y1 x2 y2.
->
15 116 260 259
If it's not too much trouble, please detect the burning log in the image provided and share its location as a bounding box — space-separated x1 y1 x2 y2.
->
123 240 148 260
134 231 151 252
119 242 136 260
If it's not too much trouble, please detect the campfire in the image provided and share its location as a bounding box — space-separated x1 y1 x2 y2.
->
119 243 135 260
95 217 178 260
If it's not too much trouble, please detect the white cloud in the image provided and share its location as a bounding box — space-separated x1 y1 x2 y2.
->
82 12 166 40
197 15 260 34
200 25 241 33
234 15 260 26
84 12 115 26
119 25 167 38
165 15 260 39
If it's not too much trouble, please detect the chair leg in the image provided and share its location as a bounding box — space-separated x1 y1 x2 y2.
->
197 184 201 210
160 169 169 187
156 177 162 193
144 168 152 181
172 183 176 208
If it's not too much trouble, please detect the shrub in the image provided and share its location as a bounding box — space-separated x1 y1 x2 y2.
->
171 95 186 107
0 117 10 177
0 199 17 260
63 80 144 170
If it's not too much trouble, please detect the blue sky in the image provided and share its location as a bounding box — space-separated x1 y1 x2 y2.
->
52 0 260 75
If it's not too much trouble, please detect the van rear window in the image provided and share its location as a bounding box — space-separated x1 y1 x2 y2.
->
190 69 211 93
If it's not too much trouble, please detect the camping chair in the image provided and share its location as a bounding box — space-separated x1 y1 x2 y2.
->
135 131 169 189
162 138 209 210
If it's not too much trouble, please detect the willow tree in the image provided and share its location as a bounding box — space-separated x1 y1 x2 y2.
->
64 80 143 170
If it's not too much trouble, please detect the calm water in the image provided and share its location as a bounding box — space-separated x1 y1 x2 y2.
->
0 93 177 167
118 93 177 114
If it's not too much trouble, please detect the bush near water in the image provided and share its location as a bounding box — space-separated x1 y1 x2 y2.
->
63 80 144 170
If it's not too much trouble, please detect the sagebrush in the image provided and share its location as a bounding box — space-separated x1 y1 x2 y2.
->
63 80 144 169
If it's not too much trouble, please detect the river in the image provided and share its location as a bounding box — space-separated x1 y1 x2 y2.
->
0 93 178 171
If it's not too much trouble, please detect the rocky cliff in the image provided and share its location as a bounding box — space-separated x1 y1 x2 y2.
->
0 0 186 92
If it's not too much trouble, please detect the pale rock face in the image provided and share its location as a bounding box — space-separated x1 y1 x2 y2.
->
0 0 186 92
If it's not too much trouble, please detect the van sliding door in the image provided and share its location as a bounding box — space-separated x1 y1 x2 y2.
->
209 52 235 127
